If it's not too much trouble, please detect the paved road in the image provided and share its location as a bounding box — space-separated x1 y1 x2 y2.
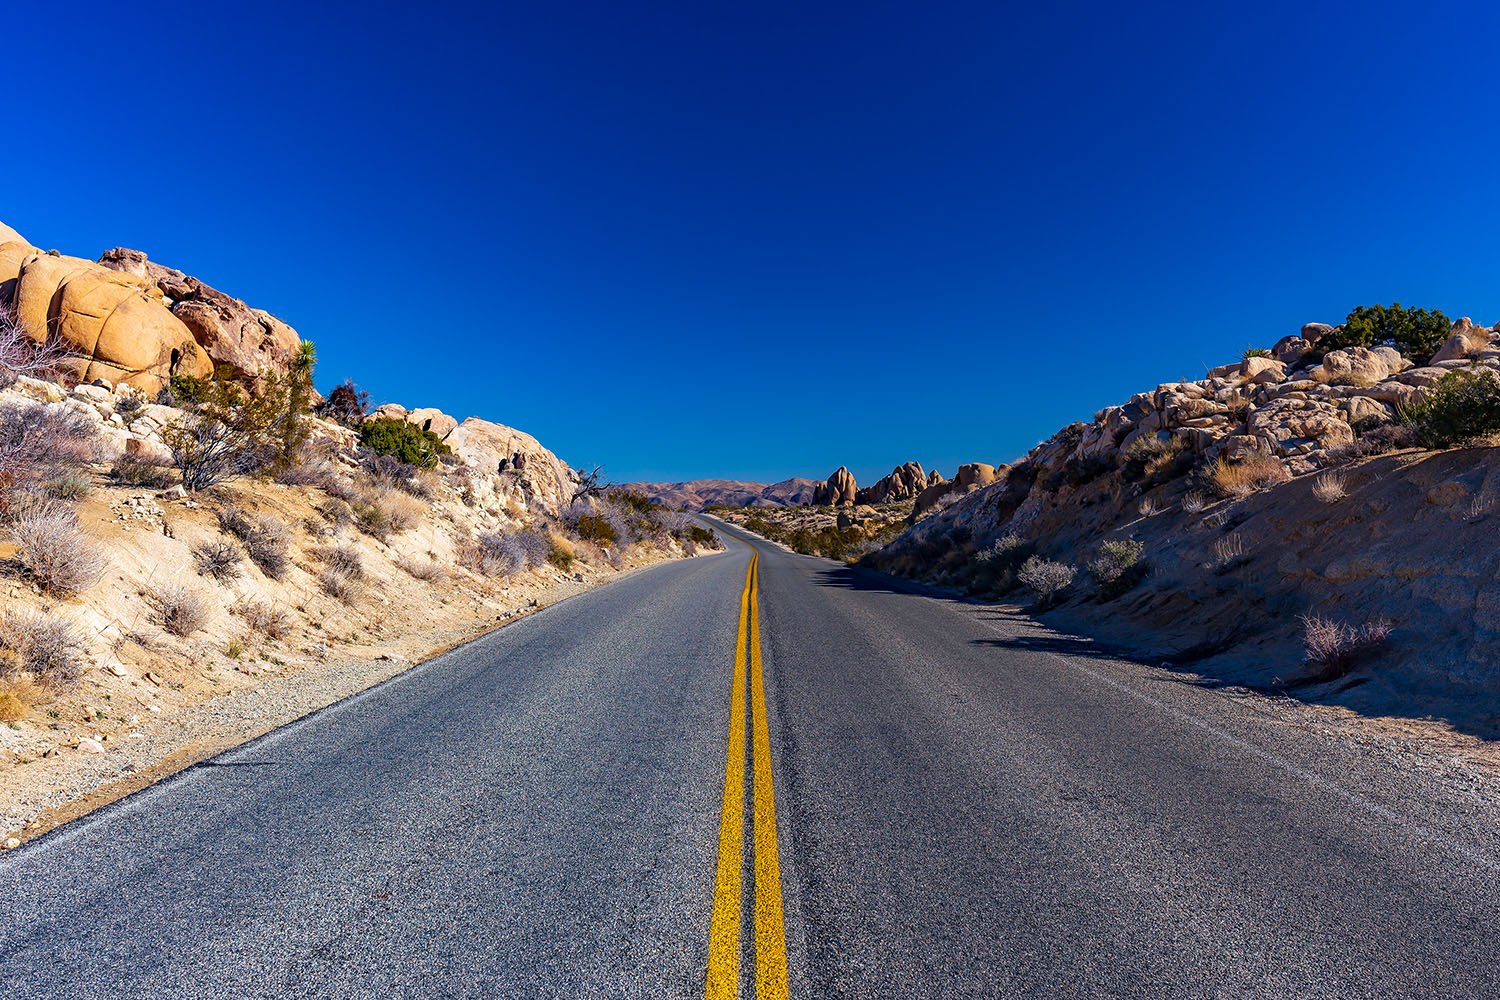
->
5 522 1500 998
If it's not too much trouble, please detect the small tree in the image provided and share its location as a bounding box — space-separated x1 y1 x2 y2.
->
161 378 283 491
270 341 317 472
1320 303 1451 363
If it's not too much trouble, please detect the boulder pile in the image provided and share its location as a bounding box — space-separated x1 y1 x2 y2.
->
1 221 302 394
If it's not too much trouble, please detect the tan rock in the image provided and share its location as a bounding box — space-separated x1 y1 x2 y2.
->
1430 318 1493 364
0 220 28 247
445 417 574 513
1320 346 1409 384
13 251 213 392
956 463 997 489
813 467 858 506
856 461 927 504
406 407 459 440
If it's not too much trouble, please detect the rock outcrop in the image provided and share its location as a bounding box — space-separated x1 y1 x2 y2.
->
10 250 214 391
856 462 928 504
812 466 858 506
615 478 818 510
444 418 576 513
99 247 302 386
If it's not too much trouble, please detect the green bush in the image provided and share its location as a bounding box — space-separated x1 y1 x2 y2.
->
575 514 618 544
1319 303 1451 362
358 418 451 469
1404 367 1500 447
1242 346 1272 359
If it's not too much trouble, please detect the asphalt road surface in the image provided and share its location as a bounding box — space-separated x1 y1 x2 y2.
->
5 521 1500 998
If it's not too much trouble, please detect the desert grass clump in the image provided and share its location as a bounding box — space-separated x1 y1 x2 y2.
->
1311 471 1348 504
0 609 88 689
1181 490 1210 514
10 507 106 595
1018 555 1074 608
147 584 213 637
321 544 365 580
193 540 244 583
1300 615 1392 681
1209 453 1289 498
1211 532 1248 572
397 555 447 581
232 598 292 640
218 507 290 579
46 474 92 501
319 568 358 603
109 455 175 489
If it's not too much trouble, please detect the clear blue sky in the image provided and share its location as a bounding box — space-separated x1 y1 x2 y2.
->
6 1 1498 485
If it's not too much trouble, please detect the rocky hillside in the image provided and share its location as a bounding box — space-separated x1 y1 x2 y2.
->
618 477 817 510
867 311 1500 738
0 219 718 842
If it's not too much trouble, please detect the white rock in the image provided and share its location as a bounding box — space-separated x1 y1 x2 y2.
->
77 737 105 754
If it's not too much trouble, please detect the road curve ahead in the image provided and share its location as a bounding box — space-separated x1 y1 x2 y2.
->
5 523 1500 998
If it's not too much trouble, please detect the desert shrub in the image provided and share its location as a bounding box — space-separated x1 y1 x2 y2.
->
274 456 340 489
1311 471 1348 503
1181 490 1210 514
161 378 281 490
352 500 392 541
218 507 290 579
1301 615 1392 681
321 544 365 579
46 474 92 501
0 306 73 388
314 378 370 428
397 555 446 581
109 455 174 489
319 568 358 603
358 418 450 469
147 584 213 636
1317 303 1450 363
382 491 424 532
0 402 99 519
1089 539 1144 584
576 513 618 545
683 525 719 549
1403 367 1500 447
1122 433 1194 485
1209 453 1289 497
10 507 106 594
0 609 87 688
193 540 244 582
232 598 292 639
317 498 354 528
1243 346 1272 359
1017 556 1074 607
1210 532 1248 572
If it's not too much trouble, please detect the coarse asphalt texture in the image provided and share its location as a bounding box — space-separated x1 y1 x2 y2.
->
4 521 1500 998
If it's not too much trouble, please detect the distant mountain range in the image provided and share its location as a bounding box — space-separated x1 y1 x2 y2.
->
616 477 818 510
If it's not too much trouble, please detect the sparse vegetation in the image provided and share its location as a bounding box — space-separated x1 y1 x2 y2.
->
1211 533 1248 572
10 507 106 595
0 306 73 388
1243 346 1272 359
109 455 174 489
147 584 213 636
1017 556 1074 607
1088 539 1144 586
1402 367 1500 448
314 378 370 428
193 540 245 582
1312 471 1348 503
319 568 358 603
1181 490 1209 514
1300 615 1392 681
232 598 292 640
161 377 286 491
0 609 88 689
321 544 365 580
218 507 291 579
397 555 446 581
1209 453 1289 497
0 402 98 519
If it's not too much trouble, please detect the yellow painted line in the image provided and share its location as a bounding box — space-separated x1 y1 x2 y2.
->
748 556 790 998
706 554 755 999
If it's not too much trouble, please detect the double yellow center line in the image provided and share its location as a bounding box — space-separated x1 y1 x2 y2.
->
706 551 789 999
